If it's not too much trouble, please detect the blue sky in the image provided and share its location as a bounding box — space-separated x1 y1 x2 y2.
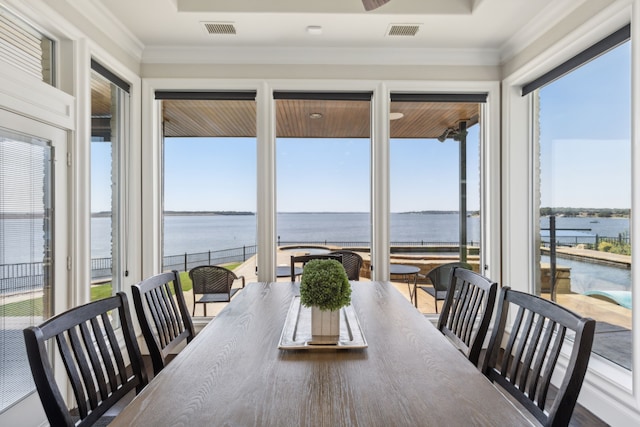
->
539 41 630 209
91 40 630 213
155 128 480 213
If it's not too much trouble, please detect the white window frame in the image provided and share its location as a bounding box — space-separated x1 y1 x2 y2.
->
501 2 640 424
141 78 500 284
0 52 73 427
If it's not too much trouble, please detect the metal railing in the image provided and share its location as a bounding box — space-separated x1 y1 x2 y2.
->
0 235 621 297
0 262 45 294
162 245 256 273
1 245 257 296
276 239 477 248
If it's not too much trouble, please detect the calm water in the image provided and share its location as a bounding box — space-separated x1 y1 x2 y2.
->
1 214 632 293
540 216 630 245
1 214 629 261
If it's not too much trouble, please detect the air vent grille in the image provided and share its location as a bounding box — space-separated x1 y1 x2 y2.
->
387 24 420 37
202 22 236 35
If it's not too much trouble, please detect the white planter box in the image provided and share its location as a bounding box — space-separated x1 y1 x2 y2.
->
310 306 340 344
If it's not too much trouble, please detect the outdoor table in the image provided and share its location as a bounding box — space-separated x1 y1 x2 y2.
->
111 281 532 426
390 263 421 304
276 265 303 278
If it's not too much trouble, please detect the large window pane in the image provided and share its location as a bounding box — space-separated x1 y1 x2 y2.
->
0 129 52 411
161 97 257 317
91 64 128 299
390 98 482 313
275 95 371 279
534 41 631 370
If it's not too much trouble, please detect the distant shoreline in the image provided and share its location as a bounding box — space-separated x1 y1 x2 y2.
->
91 211 256 217
2 208 630 219
164 211 255 216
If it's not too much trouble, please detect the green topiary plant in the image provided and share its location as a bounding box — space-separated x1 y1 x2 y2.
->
300 259 351 311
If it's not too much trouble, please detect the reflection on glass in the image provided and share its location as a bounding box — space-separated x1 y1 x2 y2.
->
535 41 631 370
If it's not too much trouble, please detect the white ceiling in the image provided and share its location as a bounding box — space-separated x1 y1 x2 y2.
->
90 0 582 64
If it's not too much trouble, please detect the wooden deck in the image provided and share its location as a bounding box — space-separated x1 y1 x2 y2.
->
228 252 632 329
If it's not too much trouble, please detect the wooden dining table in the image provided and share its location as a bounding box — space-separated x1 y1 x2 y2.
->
111 281 532 426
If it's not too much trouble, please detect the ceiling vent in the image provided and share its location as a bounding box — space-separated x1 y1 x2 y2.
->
386 24 421 37
201 22 236 35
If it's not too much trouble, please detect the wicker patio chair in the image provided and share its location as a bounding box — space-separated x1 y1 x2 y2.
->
290 254 343 281
415 262 472 312
188 265 245 316
329 250 364 280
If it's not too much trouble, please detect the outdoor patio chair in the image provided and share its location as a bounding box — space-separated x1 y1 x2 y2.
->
188 265 245 316
415 262 472 312
437 267 497 366
132 270 195 376
23 292 148 427
482 287 596 427
329 250 364 280
290 253 343 281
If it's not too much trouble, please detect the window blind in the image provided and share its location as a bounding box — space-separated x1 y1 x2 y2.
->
0 6 54 84
522 24 630 96
0 128 53 411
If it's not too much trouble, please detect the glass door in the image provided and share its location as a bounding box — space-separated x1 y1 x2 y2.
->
0 109 67 413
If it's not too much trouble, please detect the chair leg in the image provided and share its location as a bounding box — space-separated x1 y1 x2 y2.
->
435 299 439 314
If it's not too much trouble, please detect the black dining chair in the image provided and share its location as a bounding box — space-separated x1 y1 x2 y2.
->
290 253 342 281
437 267 497 367
23 293 148 427
415 262 472 311
482 287 596 427
132 270 196 376
329 250 364 280
188 265 245 316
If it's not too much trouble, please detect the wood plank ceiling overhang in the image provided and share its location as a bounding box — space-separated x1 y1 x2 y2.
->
161 99 479 139
92 90 479 139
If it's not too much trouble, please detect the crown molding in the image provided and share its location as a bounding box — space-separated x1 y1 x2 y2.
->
67 0 144 61
499 0 587 64
142 46 500 66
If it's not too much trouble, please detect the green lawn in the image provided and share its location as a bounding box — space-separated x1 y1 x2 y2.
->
0 263 242 317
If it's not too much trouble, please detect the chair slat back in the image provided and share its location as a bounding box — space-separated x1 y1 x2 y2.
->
132 270 195 376
437 267 497 366
290 254 342 281
23 293 147 427
329 250 364 280
482 287 596 427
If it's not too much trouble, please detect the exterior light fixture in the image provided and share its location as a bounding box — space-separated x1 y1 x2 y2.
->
389 112 404 120
437 124 469 142
309 113 323 119
437 128 456 142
